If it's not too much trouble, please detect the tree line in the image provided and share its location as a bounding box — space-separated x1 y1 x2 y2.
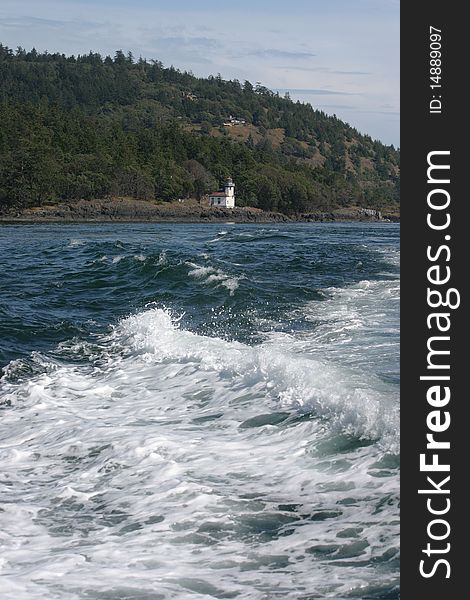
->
0 44 400 214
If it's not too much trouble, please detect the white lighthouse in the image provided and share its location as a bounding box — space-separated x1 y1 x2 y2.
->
209 177 235 208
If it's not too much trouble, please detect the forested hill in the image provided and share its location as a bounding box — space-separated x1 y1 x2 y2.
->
0 44 400 214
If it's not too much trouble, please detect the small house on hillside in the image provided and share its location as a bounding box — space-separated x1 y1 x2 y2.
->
209 177 235 208
182 91 197 101
223 115 246 126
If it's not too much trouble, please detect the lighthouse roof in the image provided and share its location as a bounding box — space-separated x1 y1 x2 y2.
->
209 191 227 197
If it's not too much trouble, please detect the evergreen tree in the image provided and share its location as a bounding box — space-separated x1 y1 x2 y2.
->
0 44 399 214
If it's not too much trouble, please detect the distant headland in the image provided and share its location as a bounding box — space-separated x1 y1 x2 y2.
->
0 44 399 219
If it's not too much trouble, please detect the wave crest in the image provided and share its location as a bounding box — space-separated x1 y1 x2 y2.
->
113 308 399 448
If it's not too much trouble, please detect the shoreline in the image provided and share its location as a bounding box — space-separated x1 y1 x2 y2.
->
0 217 400 225
0 198 400 224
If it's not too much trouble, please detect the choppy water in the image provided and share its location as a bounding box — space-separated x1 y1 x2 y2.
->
0 223 399 599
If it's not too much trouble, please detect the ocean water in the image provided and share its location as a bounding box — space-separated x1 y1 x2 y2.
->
0 223 400 599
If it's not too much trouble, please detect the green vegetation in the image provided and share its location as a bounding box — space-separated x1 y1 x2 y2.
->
0 44 400 214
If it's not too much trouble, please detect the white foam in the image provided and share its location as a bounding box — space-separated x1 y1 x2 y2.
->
295 278 400 385
157 250 168 265
68 239 85 247
187 262 241 295
372 245 400 268
116 308 398 443
0 307 399 598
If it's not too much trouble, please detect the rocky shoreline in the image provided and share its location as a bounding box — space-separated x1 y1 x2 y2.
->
0 198 399 224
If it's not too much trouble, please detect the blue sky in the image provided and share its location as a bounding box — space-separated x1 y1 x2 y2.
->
0 0 399 146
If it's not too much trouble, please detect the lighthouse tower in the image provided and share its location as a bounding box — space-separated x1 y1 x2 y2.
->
223 177 235 207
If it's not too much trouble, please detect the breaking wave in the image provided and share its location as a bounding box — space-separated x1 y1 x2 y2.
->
0 222 400 599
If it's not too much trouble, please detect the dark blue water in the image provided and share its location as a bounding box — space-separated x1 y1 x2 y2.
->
0 223 399 599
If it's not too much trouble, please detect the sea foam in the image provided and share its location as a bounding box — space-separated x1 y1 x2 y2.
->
0 306 400 599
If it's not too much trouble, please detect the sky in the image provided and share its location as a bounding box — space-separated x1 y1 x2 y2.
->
0 0 400 146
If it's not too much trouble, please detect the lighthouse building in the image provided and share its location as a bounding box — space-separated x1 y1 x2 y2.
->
209 178 235 208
